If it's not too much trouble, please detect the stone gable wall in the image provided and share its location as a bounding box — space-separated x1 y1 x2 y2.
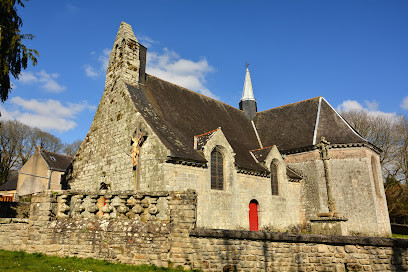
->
69 81 168 192
286 147 391 237
0 190 407 271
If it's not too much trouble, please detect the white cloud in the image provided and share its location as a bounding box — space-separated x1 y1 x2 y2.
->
337 100 398 120
0 97 95 133
17 113 77 132
0 104 19 120
18 70 66 93
364 100 379 111
147 48 216 98
84 65 99 78
98 49 110 71
84 48 110 79
138 35 156 48
84 46 216 98
19 71 38 84
401 96 408 110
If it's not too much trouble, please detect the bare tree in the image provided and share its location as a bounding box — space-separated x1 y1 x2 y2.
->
63 139 82 157
394 116 408 183
341 110 398 165
0 120 63 184
0 120 24 184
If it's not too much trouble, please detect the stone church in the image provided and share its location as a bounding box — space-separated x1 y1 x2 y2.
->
66 22 391 237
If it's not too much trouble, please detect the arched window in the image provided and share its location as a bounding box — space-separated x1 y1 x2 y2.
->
211 149 224 190
371 156 381 197
271 160 279 195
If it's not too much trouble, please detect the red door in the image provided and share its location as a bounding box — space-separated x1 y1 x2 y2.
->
249 200 259 231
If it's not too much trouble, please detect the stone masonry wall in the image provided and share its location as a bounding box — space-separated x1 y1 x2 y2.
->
69 22 168 192
286 147 391 237
0 218 29 251
69 81 168 192
1 190 408 271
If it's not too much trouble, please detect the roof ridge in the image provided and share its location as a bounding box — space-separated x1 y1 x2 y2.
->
144 74 243 113
256 96 322 114
41 150 73 159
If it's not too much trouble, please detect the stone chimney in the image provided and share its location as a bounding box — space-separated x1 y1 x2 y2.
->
105 22 147 89
239 68 257 120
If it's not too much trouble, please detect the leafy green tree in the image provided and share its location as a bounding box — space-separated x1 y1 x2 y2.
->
0 0 38 102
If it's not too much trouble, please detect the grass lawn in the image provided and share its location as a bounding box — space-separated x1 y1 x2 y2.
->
392 233 408 239
0 250 197 272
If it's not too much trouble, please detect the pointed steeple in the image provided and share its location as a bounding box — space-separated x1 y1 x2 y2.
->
241 68 256 101
239 67 257 120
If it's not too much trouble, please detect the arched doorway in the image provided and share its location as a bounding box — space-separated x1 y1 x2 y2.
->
249 200 259 231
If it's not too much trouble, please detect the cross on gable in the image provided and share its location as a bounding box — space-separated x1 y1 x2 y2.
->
131 125 148 147
131 124 149 169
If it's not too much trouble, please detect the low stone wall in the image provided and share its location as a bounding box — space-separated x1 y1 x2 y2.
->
1 190 196 267
1 190 408 271
186 230 408 271
0 218 29 251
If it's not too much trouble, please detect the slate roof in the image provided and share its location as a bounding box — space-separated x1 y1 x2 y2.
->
253 97 366 153
0 177 18 191
41 151 73 172
126 75 371 172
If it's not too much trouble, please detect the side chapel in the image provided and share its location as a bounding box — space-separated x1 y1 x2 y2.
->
65 22 391 237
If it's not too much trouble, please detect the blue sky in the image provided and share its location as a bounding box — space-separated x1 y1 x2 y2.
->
1 1 407 144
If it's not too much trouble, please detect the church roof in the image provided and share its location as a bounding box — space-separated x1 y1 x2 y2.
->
126 75 370 171
254 97 366 153
127 75 263 171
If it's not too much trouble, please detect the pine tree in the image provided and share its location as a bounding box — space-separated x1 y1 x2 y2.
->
0 0 38 102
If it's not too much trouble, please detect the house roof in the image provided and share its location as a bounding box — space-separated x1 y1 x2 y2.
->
0 177 18 191
41 151 73 172
126 75 371 172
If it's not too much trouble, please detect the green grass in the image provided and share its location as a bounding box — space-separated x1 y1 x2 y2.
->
392 233 408 239
0 250 196 272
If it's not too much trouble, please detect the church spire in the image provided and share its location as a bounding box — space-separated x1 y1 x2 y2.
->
239 67 257 120
241 68 255 101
